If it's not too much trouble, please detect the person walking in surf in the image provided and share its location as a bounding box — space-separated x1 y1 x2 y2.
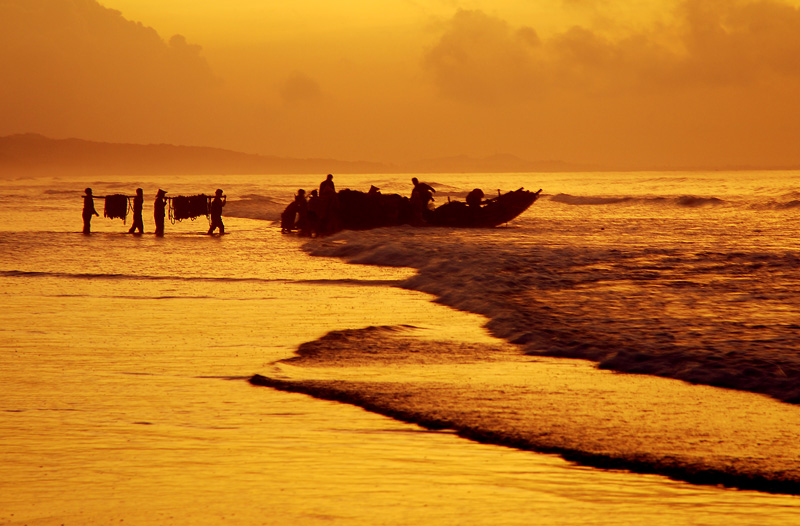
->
128 188 144 234
154 189 167 236
207 189 226 235
82 188 99 234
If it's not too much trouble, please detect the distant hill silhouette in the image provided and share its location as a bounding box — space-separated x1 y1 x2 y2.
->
0 133 594 177
0 134 388 177
403 153 593 173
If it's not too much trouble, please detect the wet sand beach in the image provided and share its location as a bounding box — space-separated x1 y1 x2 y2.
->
252 326 800 494
3 173 800 524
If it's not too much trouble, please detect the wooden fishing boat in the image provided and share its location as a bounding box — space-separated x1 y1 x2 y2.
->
426 188 542 228
282 187 542 236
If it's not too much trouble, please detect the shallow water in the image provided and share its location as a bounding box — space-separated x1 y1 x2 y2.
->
2 173 800 524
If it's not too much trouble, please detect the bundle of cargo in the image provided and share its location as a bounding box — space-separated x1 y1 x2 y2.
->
170 194 210 222
104 194 130 221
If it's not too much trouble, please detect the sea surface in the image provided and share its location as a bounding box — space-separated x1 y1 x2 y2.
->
1 171 800 524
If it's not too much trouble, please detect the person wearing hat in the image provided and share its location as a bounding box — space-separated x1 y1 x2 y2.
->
82 187 100 234
128 188 144 234
154 189 167 236
207 188 226 235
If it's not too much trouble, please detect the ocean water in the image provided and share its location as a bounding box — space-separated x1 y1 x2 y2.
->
1 172 800 525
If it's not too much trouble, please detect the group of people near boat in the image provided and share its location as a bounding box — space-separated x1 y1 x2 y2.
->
82 174 491 237
82 187 226 236
281 174 477 236
281 174 342 237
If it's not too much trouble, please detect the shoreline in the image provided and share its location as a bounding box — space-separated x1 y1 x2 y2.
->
251 326 800 496
303 229 800 405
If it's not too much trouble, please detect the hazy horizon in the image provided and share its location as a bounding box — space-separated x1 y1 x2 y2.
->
4 0 800 169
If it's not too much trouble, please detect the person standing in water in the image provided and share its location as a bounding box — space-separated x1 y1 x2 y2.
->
82 188 99 234
319 174 335 196
154 189 167 237
128 188 144 234
207 189 226 235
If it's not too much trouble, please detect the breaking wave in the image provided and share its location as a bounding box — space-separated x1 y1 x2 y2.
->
549 193 726 207
251 325 800 494
304 228 800 405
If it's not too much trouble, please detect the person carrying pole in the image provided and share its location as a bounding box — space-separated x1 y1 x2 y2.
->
128 188 144 234
154 189 167 236
82 188 100 234
207 189 226 235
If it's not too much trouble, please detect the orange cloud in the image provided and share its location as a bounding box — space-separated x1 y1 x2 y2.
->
4 0 800 169
678 0 800 84
280 72 323 105
424 0 800 101
423 10 545 104
0 0 218 142
418 1 800 168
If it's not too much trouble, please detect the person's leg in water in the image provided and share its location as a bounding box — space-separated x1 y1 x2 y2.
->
207 217 224 235
128 215 143 234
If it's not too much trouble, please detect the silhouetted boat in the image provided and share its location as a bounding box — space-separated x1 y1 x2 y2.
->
426 188 542 228
282 187 542 235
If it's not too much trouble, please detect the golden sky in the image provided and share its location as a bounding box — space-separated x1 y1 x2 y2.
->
3 0 800 168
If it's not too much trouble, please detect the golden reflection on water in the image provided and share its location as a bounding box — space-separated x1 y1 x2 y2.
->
2 175 800 524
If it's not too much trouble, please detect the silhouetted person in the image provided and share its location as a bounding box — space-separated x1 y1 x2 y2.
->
307 189 320 236
281 201 298 233
319 173 336 196
207 189 226 235
128 188 144 234
466 188 484 208
294 189 309 234
82 188 99 234
154 189 167 237
410 177 435 224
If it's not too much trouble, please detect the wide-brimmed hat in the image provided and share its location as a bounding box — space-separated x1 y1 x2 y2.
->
215 189 223 195
156 189 167 196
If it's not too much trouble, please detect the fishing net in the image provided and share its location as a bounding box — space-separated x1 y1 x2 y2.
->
170 194 210 222
104 194 130 222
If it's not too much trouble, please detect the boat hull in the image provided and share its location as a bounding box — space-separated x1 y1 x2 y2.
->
282 188 541 235
426 188 541 228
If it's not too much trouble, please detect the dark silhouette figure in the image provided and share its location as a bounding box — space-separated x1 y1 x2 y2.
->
410 177 435 225
207 189 226 235
466 188 485 208
128 188 144 234
319 173 336 196
82 188 99 234
154 189 167 237
281 201 299 233
306 189 320 237
294 189 309 235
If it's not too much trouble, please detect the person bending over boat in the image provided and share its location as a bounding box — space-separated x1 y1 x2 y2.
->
306 189 320 236
294 189 309 235
410 177 436 224
207 189 226 235
466 188 484 208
